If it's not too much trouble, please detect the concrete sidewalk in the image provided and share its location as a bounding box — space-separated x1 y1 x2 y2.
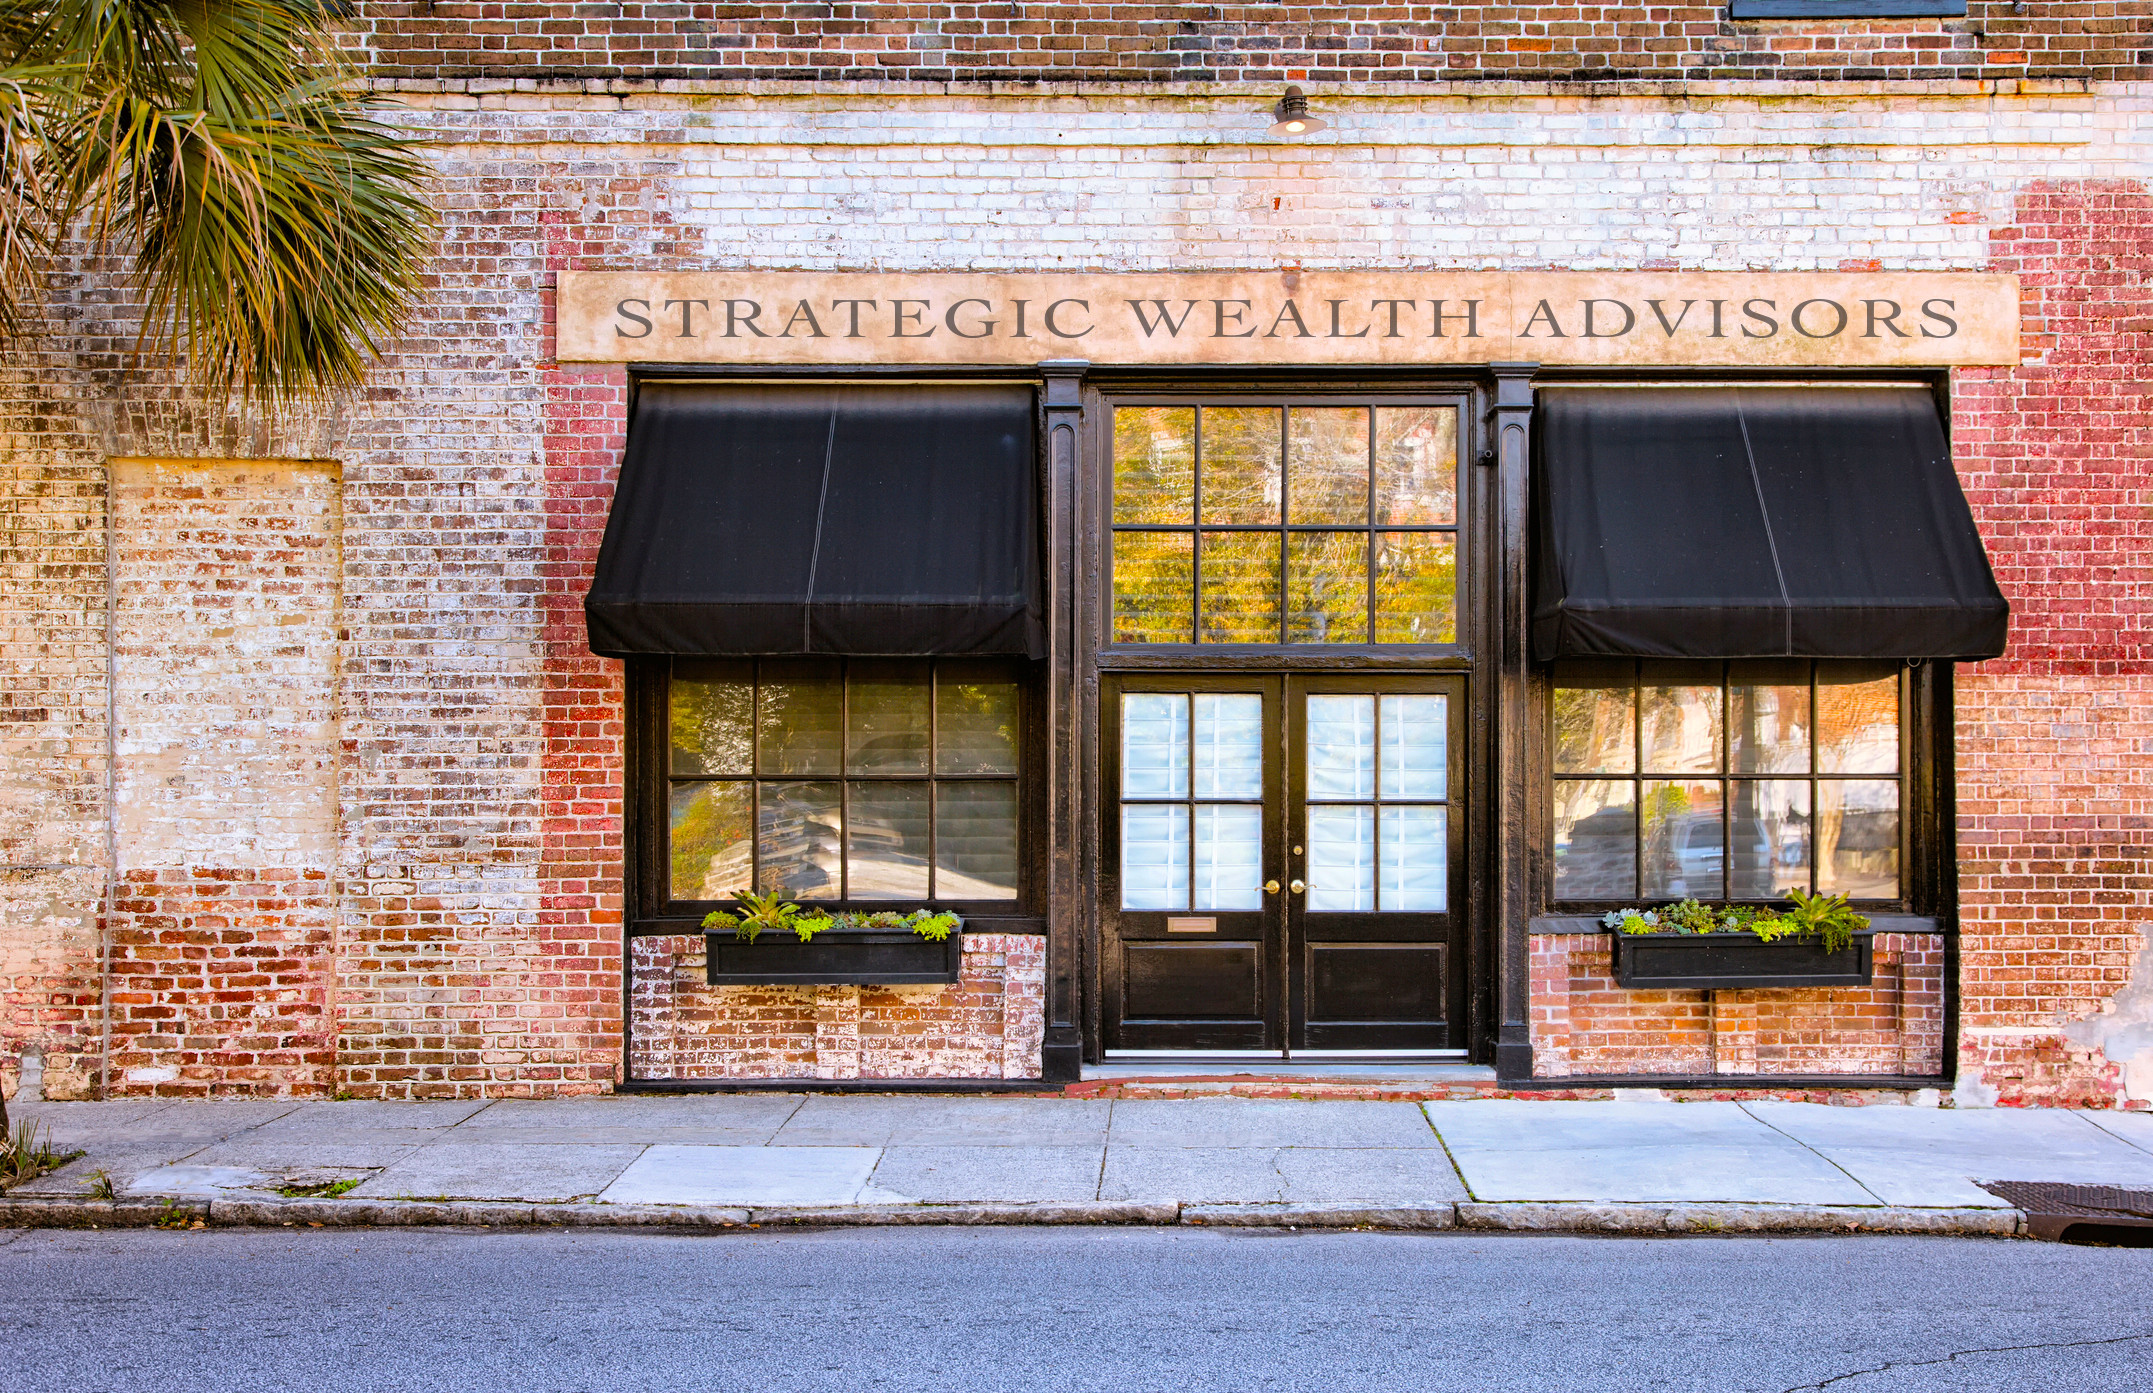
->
6 1094 2152 1235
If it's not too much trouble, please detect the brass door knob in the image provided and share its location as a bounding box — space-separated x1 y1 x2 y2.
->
1289 879 1307 894
1264 880 1280 894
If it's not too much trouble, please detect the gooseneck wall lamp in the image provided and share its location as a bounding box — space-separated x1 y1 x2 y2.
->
1268 85 1326 138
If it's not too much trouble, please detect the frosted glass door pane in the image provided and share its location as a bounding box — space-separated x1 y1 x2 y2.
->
1121 694 1189 798
1306 805 1375 912
1193 694 1263 798
1193 804 1263 910
1380 695 1447 799
1121 804 1190 910
1306 695 1375 799
1379 806 1448 912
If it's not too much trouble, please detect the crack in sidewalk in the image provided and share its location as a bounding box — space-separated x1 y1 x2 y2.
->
1738 1101 1889 1205
1779 1330 2153 1392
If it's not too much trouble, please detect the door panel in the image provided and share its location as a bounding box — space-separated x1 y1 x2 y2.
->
1103 672 1464 1056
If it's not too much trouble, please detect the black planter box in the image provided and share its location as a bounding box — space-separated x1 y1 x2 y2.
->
704 927 964 986
1609 928 1875 991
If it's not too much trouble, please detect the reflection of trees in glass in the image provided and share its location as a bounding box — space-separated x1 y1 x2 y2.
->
1199 532 1282 642
1374 534 1455 643
1288 407 1371 524
1288 532 1368 642
1112 532 1194 643
1641 683 1721 773
1375 407 1457 525
1553 682 1634 774
670 784 752 899
1201 406 1282 524
936 671 1020 774
669 666 752 774
1113 407 1194 524
1818 674 1898 772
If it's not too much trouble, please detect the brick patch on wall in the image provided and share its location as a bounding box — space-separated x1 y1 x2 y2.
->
1530 933 1947 1079
631 933 1047 1081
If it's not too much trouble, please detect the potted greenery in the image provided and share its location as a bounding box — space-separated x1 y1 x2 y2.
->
1601 890 1876 990
701 892 965 986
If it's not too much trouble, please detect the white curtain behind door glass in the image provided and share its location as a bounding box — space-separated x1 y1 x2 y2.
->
1306 693 1447 913
1122 692 1265 910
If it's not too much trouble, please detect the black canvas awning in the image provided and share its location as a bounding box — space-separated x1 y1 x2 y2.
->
586 382 1042 658
1531 386 2008 662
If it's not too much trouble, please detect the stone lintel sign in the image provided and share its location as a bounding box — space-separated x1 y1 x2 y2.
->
557 271 2019 367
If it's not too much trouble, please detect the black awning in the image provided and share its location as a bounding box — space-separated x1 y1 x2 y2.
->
586 382 1042 658
1531 386 2008 662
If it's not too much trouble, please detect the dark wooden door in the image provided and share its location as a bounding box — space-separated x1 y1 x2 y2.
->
1102 673 1465 1057
1285 674 1466 1053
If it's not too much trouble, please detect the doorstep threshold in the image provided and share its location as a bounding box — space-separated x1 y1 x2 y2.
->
1080 1061 1498 1083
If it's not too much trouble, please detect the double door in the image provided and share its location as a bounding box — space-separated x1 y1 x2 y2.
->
1102 673 1466 1056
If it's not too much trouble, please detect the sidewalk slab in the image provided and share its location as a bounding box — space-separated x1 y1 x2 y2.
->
1108 1099 1439 1149
865 1146 1105 1203
1099 1145 1466 1204
448 1095 804 1145
1423 1099 1875 1205
350 1142 644 1202
599 1145 880 1206
775 1096 1110 1147
125 1165 275 1197
2083 1110 2153 1154
1743 1102 2153 1207
243 1101 492 1139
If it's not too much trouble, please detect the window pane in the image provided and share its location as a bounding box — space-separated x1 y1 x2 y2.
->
1729 779 1811 900
936 782 1019 901
1729 665 1811 775
1642 780 1724 900
1306 694 1375 800
670 660 753 775
1379 805 1447 912
1372 531 1456 644
1374 405 1457 525
1199 406 1282 525
1554 667 1636 775
669 781 753 901
935 665 1020 775
757 661 843 775
1287 407 1370 524
1112 531 1194 644
1307 804 1375 912
757 780 842 900
1193 804 1263 911
1198 531 1282 643
1554 780 1636 900
1121 802 1189 910
1113 406 1193 525
845 781 931 899
1379 695 1447 800
1121 693 1189 799
1818 667 1901 774
1193 693 1263 799
1642 670 1723 774
847 663 929 775
1818 779 1900 899
1287 531 1368 643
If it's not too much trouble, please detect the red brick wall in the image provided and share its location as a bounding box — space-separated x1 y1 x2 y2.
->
1951 180 2153 1109
1532 933 1948 1078
355 2 2150 84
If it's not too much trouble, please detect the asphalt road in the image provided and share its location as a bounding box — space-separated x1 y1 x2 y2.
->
2 1226 2147 1392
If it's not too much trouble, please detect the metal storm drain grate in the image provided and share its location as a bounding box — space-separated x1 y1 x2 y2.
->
1981 1182 2153 1246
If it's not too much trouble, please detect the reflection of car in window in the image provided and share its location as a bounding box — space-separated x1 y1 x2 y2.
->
1556 805 1634 897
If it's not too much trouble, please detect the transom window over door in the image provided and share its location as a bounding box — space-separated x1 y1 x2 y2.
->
1110 402 1460 645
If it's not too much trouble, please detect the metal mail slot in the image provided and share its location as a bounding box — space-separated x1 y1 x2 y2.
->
1165 917 1217 934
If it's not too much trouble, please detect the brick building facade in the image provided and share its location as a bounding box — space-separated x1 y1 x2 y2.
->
3 3 2150 1107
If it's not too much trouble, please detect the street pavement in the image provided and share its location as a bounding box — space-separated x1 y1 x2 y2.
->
3 1225 2149 1392
7 1094 2153 1227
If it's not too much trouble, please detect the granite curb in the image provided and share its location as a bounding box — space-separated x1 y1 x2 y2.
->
2 1193 2025 1235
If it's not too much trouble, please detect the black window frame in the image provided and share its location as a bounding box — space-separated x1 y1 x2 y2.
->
626 655 1047 933
1540 658 1954 917
1103 393 1469 653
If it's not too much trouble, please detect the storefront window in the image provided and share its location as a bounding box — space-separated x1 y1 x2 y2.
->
1550 661 1903 904
666 658 1021 904
1110 403 1458 645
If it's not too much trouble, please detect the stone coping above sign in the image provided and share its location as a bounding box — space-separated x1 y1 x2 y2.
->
558 271 2018 368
